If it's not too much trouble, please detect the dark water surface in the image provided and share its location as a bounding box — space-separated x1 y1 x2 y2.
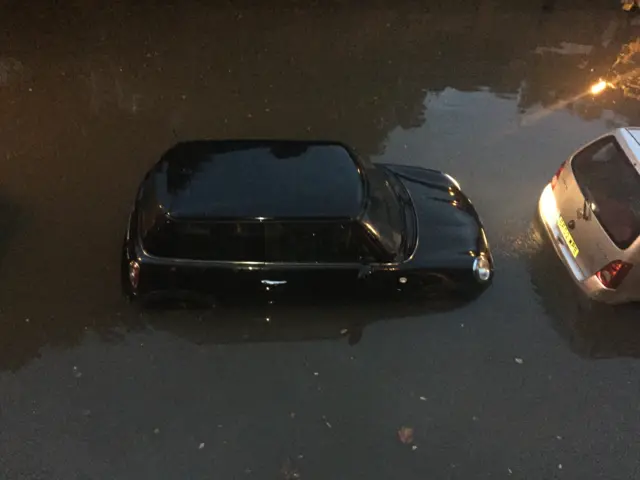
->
1 1 640 478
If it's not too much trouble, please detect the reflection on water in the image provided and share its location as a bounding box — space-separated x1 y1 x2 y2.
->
144 295 466 347
0 2 639 370
609 38 640 99
529 218 640 360
0 294 469 372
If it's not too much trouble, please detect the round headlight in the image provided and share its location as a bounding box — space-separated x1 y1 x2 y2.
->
129 260 141 289
473 255 492 282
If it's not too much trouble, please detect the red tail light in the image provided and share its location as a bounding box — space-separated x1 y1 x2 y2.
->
551 161 566 190
595 260 633 289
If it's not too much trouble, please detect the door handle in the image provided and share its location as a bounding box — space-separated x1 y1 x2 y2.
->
261 279 287 286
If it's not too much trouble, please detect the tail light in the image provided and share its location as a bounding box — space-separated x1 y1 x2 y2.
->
551 161 566 190
595 260 633 289
129 260 141 289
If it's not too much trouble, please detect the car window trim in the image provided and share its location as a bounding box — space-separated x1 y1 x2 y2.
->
137 232 407 269
137 216 389 265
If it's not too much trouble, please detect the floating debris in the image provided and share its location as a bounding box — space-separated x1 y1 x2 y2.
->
398 426 414 444
281 458 301 480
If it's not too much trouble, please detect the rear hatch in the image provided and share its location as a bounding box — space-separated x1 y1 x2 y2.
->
553 134 640 278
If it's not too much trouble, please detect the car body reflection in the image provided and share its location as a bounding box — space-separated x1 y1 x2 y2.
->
141 293 470 347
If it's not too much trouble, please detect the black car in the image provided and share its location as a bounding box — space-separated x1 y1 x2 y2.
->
121 140 493 305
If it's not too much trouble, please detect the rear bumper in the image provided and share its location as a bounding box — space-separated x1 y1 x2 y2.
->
538 183 621 304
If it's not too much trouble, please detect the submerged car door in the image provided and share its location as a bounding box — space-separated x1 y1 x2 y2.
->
144 219 268 296
555 135 640 277
260 220 379 297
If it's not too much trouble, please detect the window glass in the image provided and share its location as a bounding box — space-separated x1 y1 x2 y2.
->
362 166 404 256
264 222 376 263
143 220 265 261
572 136 640 249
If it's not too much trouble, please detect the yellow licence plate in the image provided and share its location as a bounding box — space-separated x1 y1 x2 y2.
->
557 216 579 258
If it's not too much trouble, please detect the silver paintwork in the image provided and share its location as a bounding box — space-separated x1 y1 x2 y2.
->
538 127 640 304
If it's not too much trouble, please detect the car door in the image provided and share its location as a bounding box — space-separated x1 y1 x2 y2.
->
260 220 381 299
144 219 268 298
554 135 640 277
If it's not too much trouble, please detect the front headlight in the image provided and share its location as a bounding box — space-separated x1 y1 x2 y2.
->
473 255 492 282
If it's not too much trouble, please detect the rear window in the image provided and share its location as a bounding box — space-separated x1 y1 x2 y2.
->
572 136 640 249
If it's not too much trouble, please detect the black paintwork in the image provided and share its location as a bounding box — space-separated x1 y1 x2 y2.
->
122 140 493 305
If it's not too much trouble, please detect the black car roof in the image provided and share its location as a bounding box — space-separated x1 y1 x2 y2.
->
151 140 366 220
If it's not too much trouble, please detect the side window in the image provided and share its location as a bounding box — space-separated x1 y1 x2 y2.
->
144 220 265 261
265 222 376 263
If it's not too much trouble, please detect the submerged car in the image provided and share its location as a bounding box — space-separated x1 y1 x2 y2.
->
121 140 493 304
538 128 640 304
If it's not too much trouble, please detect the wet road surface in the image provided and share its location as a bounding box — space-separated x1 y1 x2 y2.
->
2 1 640 478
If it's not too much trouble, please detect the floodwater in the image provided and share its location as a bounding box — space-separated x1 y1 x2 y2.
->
1 1 640 478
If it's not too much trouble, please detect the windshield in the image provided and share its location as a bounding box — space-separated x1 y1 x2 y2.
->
572 136 640 249
362 165 405 258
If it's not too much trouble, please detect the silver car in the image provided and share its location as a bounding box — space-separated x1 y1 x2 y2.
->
538 128 640 304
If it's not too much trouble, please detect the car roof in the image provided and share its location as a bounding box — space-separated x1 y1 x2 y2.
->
151 140 366 220
621 128 640 159
615 128 640 173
